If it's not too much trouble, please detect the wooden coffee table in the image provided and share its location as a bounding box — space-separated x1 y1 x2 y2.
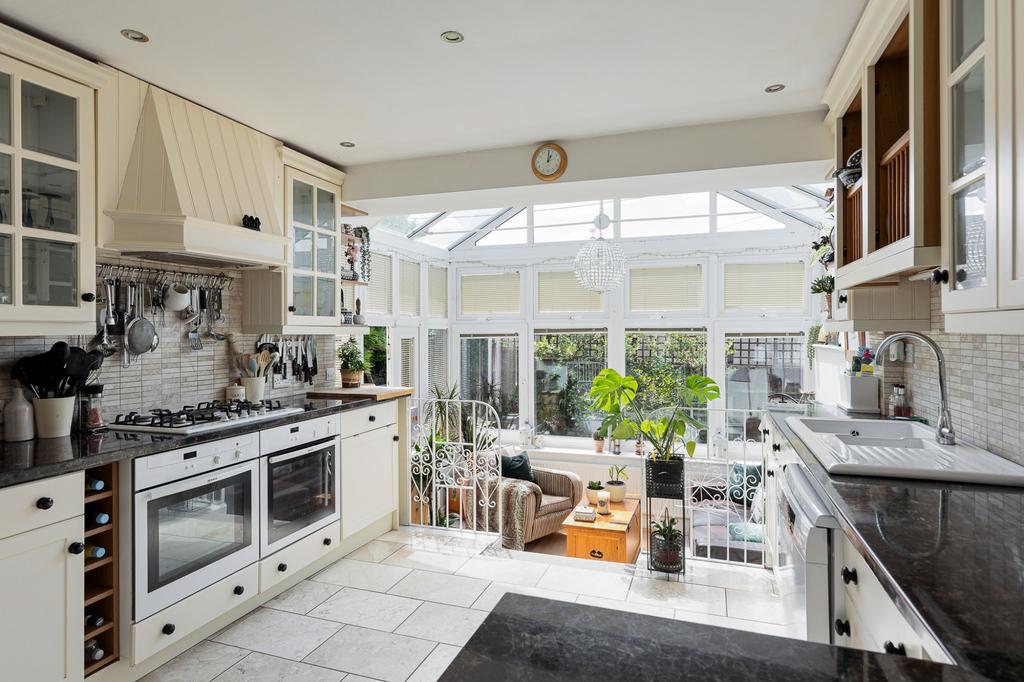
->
562 498 641 564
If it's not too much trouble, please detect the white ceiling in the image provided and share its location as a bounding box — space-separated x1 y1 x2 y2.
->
0 0 865 166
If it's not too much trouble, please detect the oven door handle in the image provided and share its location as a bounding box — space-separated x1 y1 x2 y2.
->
268 438 338 465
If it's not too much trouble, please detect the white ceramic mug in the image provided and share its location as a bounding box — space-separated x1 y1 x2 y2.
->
164 283 191 312
32 396 76 438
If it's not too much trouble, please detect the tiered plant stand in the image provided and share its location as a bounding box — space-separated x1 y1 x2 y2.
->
644 456 687 580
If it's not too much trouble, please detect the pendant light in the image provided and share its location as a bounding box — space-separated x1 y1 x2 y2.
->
573 200 626 292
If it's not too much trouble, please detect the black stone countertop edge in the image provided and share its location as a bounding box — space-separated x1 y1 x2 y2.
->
440 594 981 682
0 396 387 489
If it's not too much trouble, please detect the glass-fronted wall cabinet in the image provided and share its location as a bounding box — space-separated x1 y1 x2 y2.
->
0 53 96 334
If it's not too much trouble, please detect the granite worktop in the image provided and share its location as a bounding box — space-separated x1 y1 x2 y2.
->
442 594 977 681
767 404 1024 680
0 395 386 488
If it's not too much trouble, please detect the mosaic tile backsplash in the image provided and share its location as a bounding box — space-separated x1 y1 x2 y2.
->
869 289 1023 467
0 259 338 429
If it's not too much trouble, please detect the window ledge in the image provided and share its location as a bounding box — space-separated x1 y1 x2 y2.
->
525 446 645 466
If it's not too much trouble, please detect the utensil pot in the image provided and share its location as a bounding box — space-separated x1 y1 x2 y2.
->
33 396 76 438
240 377 267 402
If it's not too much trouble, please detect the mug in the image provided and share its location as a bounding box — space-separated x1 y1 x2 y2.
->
164 283 191 311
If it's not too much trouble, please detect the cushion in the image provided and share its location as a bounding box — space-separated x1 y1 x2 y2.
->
538 494 572 516
728 522 765 543
501 451 535 483
727 463 763 506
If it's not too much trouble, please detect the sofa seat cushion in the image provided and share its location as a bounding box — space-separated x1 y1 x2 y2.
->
538 494 572 516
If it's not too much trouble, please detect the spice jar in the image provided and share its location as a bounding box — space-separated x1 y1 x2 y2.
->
76 384 107 432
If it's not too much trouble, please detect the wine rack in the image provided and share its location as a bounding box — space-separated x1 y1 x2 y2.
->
83 462 119 676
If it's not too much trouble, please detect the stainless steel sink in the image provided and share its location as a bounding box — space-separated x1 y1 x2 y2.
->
786 417 1024 486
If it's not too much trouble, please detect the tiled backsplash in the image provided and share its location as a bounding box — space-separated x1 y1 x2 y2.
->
869 289 1023 467
0 258 338 428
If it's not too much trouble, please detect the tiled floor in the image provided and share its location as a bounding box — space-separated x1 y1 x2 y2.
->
144 526 799 682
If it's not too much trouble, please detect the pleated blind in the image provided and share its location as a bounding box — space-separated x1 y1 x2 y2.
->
460 272 521 315
723 261 805 310
400 337 415 388
629 265 703 312
427 328 448 393
399 259 420 316
537 270 603 313
367 253 392 314
428 265 448 318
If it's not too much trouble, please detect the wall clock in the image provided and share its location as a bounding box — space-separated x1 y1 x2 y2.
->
531 142 567 182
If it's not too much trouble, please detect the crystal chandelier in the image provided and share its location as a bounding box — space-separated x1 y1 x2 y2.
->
574 200 625 292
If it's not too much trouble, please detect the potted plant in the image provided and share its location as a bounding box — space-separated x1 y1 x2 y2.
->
337 340 368 388
606 466 628 503
593 429 606 453
586 480 605 505
650 510 683 573
810 274 835 319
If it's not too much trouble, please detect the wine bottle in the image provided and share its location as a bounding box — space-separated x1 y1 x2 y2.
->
84 544 106 559
84 613 105 628
92 512 111 526
84 639 104 662
85 477 105 491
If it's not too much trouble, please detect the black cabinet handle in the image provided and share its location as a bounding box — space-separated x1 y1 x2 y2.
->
393 435 400 442
772 443 781 452
834 619 851 637
589 549 604 559
233 585 245 596
323 538 332 546
278 562 288 572
81 293 96 302
68 542 85 555
838 293 848 304
36 497 55 510
931 269 949 285
766 470 775 478
162 623 176 636
841 567 858 585
761 428 770 436
883 641 906 656
288 305 297 312
368 415 376 422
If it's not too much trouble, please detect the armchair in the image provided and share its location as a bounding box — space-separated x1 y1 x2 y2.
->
498 464 582 550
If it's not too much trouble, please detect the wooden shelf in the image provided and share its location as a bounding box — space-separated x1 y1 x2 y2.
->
84 556 113 573
84 653 117 677
84 621 114 641
84 490 113 504
85 523 113 538
84 586 114 607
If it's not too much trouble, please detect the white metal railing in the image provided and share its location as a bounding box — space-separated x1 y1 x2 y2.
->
408 399 503 536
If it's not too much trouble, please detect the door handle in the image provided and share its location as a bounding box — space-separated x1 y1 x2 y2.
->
841 567 858 585
883 641 906 656
589 549 604 559
834 619 850 637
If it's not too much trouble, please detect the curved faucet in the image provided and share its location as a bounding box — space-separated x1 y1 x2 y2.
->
874 332 956 445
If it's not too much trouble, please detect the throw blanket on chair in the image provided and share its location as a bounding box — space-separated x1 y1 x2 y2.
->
475 476 542 551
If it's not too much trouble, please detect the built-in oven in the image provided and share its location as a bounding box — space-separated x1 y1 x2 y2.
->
260 434 340 555
133 433 260 621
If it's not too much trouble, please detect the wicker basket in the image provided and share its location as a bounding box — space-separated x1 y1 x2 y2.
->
645 457 686 499
650 533 684 573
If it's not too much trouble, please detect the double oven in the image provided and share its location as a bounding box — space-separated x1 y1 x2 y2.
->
132 416 340 621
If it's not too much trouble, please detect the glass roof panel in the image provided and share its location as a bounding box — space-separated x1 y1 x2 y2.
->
374 212 442 235
716 194 756 214
717 212 783 232
477 228 527 246
786 207 830 224
418 232 467 249
425 208 506 233
746 186 819 208
796 183 833 201
620 192 709 220
533 200 605 227
495 208 527 229
620 216 710 238
534 224 596 243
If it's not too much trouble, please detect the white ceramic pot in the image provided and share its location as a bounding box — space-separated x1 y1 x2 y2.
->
605 481 627 503
32 396 75 438
163 283 191 312
585 487 603 505
240 376 267 402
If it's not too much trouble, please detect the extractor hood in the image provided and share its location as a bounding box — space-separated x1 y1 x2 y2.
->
105 88 288 268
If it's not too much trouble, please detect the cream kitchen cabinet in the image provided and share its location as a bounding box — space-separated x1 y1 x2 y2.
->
825 279 931 332
0 51 97 335
341 424 399 539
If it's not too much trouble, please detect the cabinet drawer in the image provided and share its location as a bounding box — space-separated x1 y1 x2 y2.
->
568 531 624 563
0 472 84 540
339 402 397 439
259 522 339 592
261 415 339 455
132 563 258 664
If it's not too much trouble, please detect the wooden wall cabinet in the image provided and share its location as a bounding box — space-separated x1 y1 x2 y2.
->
824 279 931 332
829 0 941 290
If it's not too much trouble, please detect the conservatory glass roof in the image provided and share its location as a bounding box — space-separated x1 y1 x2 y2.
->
373 185 830 251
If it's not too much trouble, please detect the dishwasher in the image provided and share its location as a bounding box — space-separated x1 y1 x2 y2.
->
775 463 837 644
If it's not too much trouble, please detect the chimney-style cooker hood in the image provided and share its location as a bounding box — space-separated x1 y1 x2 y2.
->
105 88 288 268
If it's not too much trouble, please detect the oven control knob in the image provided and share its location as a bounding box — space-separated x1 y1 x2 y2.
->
233 585 245 596
277 562 288 572
323 538 332 546
213 456 221 465
162 623 176 636
234 449 242 459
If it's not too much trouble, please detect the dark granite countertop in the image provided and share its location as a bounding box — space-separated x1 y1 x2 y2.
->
0 395 382 489
767 404 1024 680
442 594 978 681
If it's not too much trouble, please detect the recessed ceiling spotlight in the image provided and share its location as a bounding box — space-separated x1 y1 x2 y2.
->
120 28 150 43
339 141 356 148
764 83 786 94
440 30 464 44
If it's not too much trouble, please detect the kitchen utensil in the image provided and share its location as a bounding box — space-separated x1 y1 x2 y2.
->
164 282 190 312
248 357 259 377
126 282 157 358
111 278 125 336
10 359 40 398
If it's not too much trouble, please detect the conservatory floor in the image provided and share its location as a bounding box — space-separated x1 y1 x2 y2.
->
144 526 799 682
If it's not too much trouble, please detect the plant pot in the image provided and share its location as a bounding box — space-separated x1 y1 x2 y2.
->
645 456 687 499
32 396 75 439
605 480 626 503
240 376 266 402
341 369 363 388
585 488 604 505
650 532 683 573
594 438 605 453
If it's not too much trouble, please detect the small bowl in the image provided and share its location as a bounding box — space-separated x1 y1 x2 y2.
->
834 166 862 189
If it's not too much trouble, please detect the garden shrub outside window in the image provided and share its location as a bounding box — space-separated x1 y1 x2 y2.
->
625 329 708 413
724 333 805 440
459 334 520 429
534 330 607 437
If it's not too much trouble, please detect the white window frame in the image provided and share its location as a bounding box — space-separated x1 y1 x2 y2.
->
533 265 607 320
717 255 810 318
455 266 525 321
623 257 710 321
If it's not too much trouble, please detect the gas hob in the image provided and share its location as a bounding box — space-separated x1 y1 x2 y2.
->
110 399 303 435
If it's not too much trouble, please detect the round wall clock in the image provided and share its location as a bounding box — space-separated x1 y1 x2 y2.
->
531 142 567 182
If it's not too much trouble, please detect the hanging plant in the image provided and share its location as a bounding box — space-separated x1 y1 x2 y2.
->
355 226 371 282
